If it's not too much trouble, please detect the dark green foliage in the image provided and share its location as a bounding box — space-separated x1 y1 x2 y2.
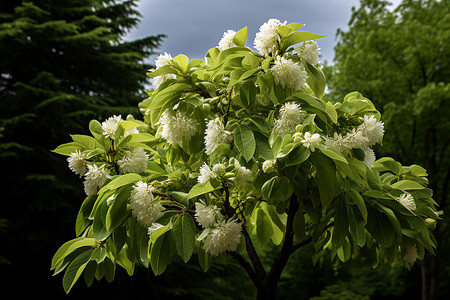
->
0 0 163 296
324 0 450 298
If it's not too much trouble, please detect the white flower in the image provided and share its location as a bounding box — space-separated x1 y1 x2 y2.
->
254 19 286 57
218 30 237 51
130 181 164 227
271 56 308 91
153 52 176 87
360 115 384 146
204 117 232 155
363 147 376 168
67 150 87 177
147 223 164 237
233 160 252 187
325 132 348 152
262 160 276 173
273 102 306 137
301 132 321 152
398 193 416 211
202 219 242 256
344 128 369 149
198 163 215 184
295 41 321 65
117 147 149 174
102 115 123 139
83 164 111 196
403 245 418 263
157 109 199 145
194 200 224 228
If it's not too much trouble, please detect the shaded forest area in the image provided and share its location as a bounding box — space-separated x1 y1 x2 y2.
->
1 0 448 299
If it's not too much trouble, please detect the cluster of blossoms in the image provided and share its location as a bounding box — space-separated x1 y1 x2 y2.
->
67 115 149 195
130 181 164 227
194 200 242 256
157 109 199 145
325 115 384 167
198 158 252 190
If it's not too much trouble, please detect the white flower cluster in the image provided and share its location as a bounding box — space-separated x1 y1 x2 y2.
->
117 147 149 174
197 160 252 189
300 132 322 152
398 193 416 211
273 102 306 137
102 115 123 139
83 164 111 196
271 56 308 91
201 219 242 256
218 30 237 51
153 52 176 87
194 200 242 256
204 117 232 155
157 109 199 145
130 181 164 227
67 150 87 177
295 41 320 65
326 115 384 167
254 19 286 57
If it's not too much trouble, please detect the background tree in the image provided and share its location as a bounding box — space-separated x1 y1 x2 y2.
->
324 0 450 299
0 0 164 297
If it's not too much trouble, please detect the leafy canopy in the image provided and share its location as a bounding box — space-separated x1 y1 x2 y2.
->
51 18 440 295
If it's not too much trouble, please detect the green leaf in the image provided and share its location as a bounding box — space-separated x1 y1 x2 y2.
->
149 230 174 275
172 54 190 74
98 173 141 194
281 31 326 49
233 26 248 47
51 237 97 270
63 248 94 293
346 189 367 221
305 62 326 99
105 185 132 231
284 145 310 166
173 214 197 263
332 194 348 248
391 180 425 191
242 53 259 70
52 142 81 156
255 208 273 248
319 148 348 163
234 124 256 162
371 209 395 247
75 195 96 236
93 202 111 241
188 181 219 199
293 210 306 242
197 244 211 272
347 204 366 247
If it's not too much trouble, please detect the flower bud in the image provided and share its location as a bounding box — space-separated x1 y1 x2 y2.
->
212 163 226 176
295 124 303 132
425 218 437 230
262 160 276 173
293 132 303 143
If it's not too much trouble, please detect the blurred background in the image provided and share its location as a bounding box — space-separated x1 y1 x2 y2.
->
0 0 448 299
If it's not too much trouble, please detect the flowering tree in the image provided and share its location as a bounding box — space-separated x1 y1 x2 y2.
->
50 19 440 299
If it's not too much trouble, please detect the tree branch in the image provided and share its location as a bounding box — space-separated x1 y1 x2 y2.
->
242 226 267 281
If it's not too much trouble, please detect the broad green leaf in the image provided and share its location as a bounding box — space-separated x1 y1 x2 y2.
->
305 62 326 99
332 194 348 248
293 210 306 242
391 180 425 191
234 124 256 162
319 148 348 163
172 54 189 74
105 185 132 231
63 248 94 293
197 243 211 272
149 230 174 275
373 157 402 174
233 26 248 47
242 53 259 70
281 31 326 49
347 204 366 247
51 237 97 270
75 195 96 236
371 210 395 247
98 173 141 194
52 142 81 156
173 214 197 263
284 145 310 166
346 189 367 221
255 208 273 248
93 202 111 241
188 181 219 199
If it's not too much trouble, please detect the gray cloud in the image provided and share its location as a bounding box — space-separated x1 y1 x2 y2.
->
126 0 399 65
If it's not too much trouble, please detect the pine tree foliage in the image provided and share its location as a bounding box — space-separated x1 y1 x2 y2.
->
0 0 163 296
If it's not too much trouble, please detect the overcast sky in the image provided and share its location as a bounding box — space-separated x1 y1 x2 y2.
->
126 0 400 65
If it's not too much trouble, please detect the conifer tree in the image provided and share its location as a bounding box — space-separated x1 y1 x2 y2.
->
0 0 163 296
